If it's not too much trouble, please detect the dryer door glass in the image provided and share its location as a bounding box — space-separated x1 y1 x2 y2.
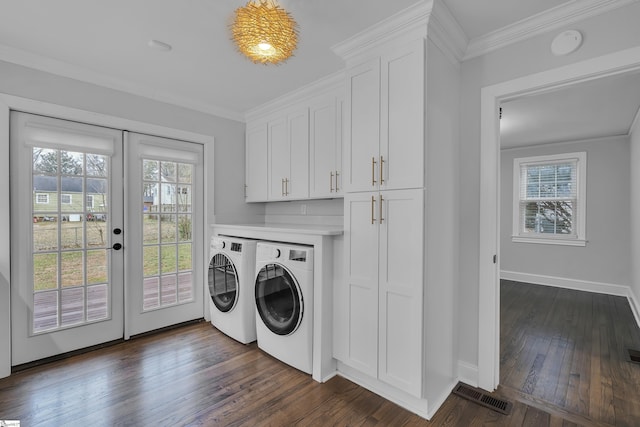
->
255 263 302 336
208 253 238 312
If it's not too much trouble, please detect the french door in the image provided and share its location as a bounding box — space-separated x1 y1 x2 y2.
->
10 113 204 365
124 132 204 338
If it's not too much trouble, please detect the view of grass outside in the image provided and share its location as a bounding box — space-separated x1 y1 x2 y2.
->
33 217 192 292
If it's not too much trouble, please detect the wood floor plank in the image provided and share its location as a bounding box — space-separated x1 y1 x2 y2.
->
3 281 640 426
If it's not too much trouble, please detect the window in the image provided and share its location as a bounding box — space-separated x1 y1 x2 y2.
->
35 193 49 204
512 152 586 246
61 194 72 204
86 194 94 209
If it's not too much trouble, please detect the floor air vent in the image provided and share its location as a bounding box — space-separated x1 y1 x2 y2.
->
452 382 513 415
628 348 640 364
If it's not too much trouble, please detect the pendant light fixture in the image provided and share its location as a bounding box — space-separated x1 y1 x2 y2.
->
231 0 299 65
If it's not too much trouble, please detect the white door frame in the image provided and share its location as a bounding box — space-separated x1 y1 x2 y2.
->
478 45 640 391
0 94 215 378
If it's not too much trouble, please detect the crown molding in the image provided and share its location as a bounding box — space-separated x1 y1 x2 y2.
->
332 1 432 64
244 70 345 122
464 0 637 60
427 0 468 66
0 43 245 122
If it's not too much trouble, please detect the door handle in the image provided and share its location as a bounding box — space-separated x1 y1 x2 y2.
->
379 194 384 224
281 178 284 196
335 171 340 192
371 195 376 225
330 171 334 193
372 157 377 186
285 178 289 196
380 156 385 185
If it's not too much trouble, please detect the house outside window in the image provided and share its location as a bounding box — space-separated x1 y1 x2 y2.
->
512 152 586 246
35 193 49 204
61 194 72 204
87 194 94 209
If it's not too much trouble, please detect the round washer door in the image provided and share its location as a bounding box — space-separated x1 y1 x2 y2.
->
255 263 303 336
208 253 238 313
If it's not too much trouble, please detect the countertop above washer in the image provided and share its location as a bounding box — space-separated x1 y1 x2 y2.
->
212 223 343 236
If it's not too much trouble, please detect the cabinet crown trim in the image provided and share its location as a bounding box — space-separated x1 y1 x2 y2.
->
245 71 344 122
332 1 431 62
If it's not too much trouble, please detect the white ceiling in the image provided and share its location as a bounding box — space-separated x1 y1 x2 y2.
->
0 0 637 146
500 71 640 148
0 0 576 119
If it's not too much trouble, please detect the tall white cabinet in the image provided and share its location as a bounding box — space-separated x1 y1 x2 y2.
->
334 1 463 419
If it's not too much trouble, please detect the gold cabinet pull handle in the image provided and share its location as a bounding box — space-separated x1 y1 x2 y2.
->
281 178 284 196
380 156 385 185
379 194 384 224
285 178 289 196
371 195 376 224
330 171 334 193
372 157 377 186
335 171 340 192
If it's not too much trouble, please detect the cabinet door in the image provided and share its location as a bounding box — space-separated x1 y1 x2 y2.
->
287 108 309 199
339 192 380 377
245 124 268 202
344 59 381 193
309 97 339 198
268 118 288 201
380 39 424 191
378 189 424 396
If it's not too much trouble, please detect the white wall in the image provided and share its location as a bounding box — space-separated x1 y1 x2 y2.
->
630 114 640 313
264 199 343 226
0 60 264 376
500 136 631 288
458 2 640 369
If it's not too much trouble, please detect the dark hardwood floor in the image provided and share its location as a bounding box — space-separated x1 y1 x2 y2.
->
1 281 639 426
499 280 640 426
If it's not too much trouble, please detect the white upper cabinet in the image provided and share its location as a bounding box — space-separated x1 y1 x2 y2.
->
309 94 343 198
267 108 309 201
344 59 380 193
245 124 268 202
245 76 343 203
268 108 309 200
287 108 310 200
344 39 424 193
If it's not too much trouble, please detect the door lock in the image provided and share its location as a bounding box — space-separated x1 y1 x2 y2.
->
112 243 123 251
113 228 122 235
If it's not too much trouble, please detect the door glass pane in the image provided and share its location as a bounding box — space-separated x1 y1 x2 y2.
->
142 159 194 311
31 147 112 334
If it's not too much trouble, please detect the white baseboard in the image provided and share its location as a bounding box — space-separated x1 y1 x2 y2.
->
457 360 479 388
629 288 640 329
336 361 431 420
501 270 640 328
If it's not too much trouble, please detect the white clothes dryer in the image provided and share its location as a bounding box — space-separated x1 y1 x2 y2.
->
208 236 257 344
254 242 314 374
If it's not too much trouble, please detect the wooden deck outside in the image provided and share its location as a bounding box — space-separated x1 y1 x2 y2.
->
32 273 193 332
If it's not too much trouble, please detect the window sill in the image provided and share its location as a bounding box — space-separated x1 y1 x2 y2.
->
511 236 587 247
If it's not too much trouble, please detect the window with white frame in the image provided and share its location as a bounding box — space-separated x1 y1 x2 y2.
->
512 152 586 246
86 194 94 209
35 193 49 204
61 194 72 204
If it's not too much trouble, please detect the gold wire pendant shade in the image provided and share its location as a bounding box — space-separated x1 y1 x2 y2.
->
231 0 299 64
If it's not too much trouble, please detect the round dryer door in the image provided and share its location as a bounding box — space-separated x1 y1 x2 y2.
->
255 263 303 336
208 253 238 312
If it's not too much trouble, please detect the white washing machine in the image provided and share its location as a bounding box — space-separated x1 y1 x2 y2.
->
254 242 314 374
208 236 257 344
